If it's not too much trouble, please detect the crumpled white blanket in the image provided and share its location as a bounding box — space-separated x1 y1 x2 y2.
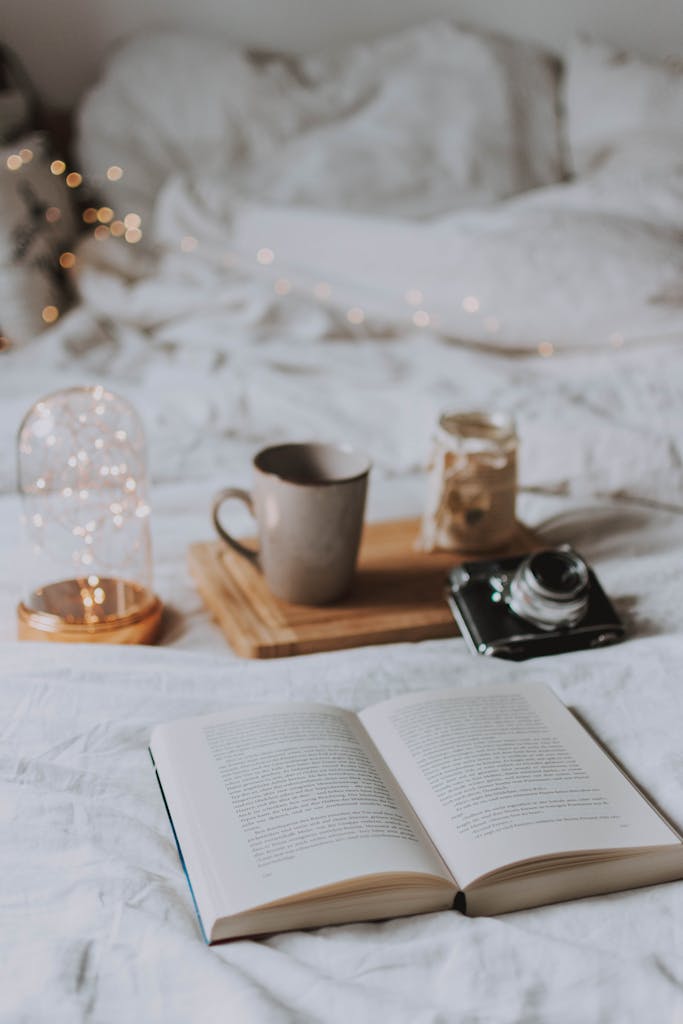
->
72 29 683 354
77 22 562 223
1 633 682 1024
8 27 672 515
4 309 683 512
2 30 677 510
3 25 683 1023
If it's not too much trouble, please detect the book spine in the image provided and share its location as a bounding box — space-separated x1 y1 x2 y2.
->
453 891 467 915
149 748 209 945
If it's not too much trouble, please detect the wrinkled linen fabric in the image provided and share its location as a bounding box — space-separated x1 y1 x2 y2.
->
3 27 678 509
1 630 683 1024
72 29 683 354
2 26 683 1024
564 37 683 175
77 22 563 223
2 311 683 510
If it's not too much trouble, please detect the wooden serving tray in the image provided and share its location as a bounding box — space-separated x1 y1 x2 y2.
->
188 517 539 659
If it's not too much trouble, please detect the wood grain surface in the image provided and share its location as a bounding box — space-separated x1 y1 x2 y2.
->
188 517 539 659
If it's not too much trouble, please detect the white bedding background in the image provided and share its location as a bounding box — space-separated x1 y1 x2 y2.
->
1 23 683 1023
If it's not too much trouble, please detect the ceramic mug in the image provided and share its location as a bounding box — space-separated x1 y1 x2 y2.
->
212 442 371 605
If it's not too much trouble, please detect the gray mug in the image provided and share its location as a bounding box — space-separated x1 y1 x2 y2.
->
212 442 371 605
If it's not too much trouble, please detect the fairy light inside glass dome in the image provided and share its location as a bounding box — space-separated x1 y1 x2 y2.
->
16 387 162 643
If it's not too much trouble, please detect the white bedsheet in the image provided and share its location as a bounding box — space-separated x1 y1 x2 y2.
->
2 632 683 1024
2 26 683 1024
2 347 683 1022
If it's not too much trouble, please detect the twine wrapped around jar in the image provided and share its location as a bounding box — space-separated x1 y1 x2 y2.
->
421 411 518 553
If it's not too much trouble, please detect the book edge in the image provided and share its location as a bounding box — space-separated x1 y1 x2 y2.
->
149 747 210 946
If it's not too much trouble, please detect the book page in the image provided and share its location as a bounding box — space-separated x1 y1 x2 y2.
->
151 702 453 924
360 684 680 889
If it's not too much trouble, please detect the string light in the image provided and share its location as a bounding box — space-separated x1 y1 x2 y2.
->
41 306 59 324
12 150 628 363
17 391 153 602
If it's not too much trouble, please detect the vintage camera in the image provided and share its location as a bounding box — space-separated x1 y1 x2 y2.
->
447 546 624 661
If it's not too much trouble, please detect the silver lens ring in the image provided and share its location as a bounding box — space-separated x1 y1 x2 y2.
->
506 548 590 631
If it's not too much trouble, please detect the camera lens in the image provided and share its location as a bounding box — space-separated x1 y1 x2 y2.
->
526 550 587 597
505 547 590 631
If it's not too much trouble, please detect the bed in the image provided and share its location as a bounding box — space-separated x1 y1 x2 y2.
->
2 20 683 1023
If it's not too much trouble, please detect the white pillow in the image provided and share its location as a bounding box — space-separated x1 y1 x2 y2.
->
76 22 563 223
243 22 564 217
565 37 683 175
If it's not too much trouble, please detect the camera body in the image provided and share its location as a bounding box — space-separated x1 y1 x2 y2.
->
447 546 624 661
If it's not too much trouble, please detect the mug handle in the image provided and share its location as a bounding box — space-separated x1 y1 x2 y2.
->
212 488 260 567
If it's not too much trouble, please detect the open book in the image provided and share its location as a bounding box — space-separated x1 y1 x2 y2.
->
150 683 683 943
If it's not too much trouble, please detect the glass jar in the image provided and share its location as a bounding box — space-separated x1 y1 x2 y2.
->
16 385 162 643
421 411 518 553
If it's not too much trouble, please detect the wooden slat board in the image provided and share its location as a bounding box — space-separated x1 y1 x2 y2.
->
188 517 539 659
